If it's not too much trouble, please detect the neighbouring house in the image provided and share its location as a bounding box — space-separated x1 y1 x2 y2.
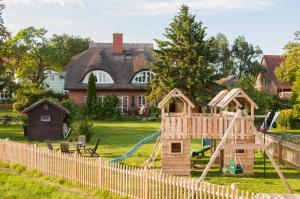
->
256 55 292 99
44 70 66 94
65 33 155 115
21 99 69 140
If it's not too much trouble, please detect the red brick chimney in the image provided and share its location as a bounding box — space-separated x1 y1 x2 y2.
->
112 33 123 54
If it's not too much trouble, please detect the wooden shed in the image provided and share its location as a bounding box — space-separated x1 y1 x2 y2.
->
22 99 69 140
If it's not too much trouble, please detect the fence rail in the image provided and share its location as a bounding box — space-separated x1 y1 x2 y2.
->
0 103 12 111
262 133 300 169
0 139 271 199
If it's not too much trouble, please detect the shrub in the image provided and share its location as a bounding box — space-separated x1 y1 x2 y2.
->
60 99 83 123
149 104 160 119
90 96 121 120
70 118 95 142
276 109 295 129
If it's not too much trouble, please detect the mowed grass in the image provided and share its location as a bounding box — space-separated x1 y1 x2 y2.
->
0 111 300 194
192 153 300 194
0 162 126 199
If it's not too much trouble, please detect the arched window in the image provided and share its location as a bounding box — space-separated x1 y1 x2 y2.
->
132 70 154 84
82 70 114 84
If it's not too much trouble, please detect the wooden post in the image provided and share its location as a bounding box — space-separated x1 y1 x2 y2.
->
278 141 283 164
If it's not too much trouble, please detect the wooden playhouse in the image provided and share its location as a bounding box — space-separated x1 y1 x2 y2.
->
158 88 260 176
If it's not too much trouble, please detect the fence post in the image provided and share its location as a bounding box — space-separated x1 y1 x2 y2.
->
144 169 149 199
278 141 283 164
98 158 102 189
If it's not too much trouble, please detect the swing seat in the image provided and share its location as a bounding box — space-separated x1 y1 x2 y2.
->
223 160 243 175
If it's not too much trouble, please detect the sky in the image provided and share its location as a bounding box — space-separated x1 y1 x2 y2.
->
2 0 300 54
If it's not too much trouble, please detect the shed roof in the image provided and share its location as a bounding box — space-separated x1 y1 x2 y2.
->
208 90 228 107
21 99 70 114
216 88 258 109
158 88 195 109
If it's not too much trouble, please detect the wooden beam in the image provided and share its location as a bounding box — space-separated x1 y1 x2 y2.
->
198 109 242 182
220 144 266 150
252 124 293 194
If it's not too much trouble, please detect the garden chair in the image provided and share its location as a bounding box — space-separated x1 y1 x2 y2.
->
60 143 71 153
46 140 60 151
78 135 86 151
86 139 100 157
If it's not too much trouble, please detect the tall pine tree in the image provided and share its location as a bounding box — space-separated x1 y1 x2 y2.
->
148 5 218 105
86 73 97 114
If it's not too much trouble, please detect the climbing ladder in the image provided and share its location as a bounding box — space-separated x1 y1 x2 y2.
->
143 136 161 169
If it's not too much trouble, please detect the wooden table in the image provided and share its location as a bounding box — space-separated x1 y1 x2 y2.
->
64 141 85 150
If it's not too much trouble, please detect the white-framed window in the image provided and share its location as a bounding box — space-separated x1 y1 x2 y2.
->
82 70 114 84
137 96 146 108
132 71 155 84
0 92 8 100
49 74 55 82
117 96 128 113
41 115 51 122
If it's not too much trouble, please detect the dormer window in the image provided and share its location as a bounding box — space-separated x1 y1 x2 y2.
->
124 53 132 61
132 70 155 84
82 70 114 84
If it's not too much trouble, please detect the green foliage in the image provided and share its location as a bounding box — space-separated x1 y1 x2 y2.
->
90 96 121 120
70 118 95 142
149 104 160 119
275 31 300 84
85 73 97 115
6 26 54 84
148 5 219 105
231 36 263 78
235 78 287 114
276 109 295 130
12 82 66 111
60 99 83 123
50 34 91 70
214 33 234 77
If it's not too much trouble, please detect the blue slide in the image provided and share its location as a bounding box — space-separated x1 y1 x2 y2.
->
110 131 161 163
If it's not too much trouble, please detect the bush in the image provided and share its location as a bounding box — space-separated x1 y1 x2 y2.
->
149 104 160 119
276 109 295 129
13 83 66 111
60 99 83 123
70 118 95 142
89 96 121 120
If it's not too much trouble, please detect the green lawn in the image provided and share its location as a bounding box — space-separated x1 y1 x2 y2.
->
0 111 300 194
0 162 125 199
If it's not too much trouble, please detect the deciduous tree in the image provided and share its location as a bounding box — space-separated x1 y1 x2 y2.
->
275 31 300 84
231 36 262 79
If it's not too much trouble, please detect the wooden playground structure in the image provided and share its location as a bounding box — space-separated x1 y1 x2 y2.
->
157 88 292 193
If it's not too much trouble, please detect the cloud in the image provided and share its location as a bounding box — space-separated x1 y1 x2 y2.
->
100 0 274 16
3 0 86 7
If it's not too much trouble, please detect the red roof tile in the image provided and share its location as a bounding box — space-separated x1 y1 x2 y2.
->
263 55 292 90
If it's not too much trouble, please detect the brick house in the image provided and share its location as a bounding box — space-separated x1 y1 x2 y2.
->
64 33 155 115
256 55 292 99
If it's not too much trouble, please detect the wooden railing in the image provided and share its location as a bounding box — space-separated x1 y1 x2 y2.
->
261 133 300 169
0 139 264 199
161 113 254 140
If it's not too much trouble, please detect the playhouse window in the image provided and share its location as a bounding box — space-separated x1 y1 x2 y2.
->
41 115 51 122
236 149 245 154
171 142 182 153
43 104 49 111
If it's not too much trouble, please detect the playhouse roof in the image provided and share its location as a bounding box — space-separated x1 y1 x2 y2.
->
22 99 70 114
208 90 228 107
158 88 195 109
216 88 258 109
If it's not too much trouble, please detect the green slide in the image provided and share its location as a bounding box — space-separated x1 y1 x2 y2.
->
191 138 211 157
110 131 161 163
